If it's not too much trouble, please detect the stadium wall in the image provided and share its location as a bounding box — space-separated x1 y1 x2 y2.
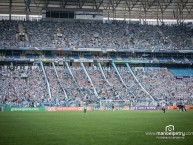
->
3 107 45 112
2 106 193 112
168 106 193 110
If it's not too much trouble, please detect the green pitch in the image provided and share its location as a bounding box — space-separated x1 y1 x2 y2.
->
0 110 193 145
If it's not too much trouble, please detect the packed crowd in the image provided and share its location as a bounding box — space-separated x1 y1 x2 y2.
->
0 20 192 50
57 67 83 103
0 21 18 48
24 21 55 48
134 67 193 105
86 67 117 99
0 66 49 107
44 66 64 106
0 64 192 107
117 67 151 103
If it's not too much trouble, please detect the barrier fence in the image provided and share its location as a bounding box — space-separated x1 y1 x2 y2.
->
1 106 193 112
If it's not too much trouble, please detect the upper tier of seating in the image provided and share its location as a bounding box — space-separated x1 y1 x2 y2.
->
0 20 192 50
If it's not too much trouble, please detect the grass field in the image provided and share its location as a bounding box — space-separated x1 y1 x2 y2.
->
0 110 193 145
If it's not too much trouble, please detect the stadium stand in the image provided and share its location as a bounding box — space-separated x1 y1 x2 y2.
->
134 67 193 105
0 63 193 107
0 17 193 109
0 20 192 50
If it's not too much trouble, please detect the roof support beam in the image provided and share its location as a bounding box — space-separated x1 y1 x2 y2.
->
33 0 43 9
24 0 31 11
141 0 148 24
174 0 190 24
76 0 85 9
125 0 139 22
183 5 193 20
93 0 104 9
0 0 193 20
60 0 68 8
44 0 50 8
108 0 122 19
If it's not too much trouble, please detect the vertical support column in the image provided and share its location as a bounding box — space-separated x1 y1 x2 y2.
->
125 63 154 101
129 0 131 23
24 0 30 21
9 0 12 20
26 12 29 21
111 62 126 87
40 62 52 98
161 0 163 24
139 1 142 24
52 62 68 99
97 62 112 88
64 61 76 82
156 0 159 25
97 62 106 80
80 62 99 98
145 0 147 24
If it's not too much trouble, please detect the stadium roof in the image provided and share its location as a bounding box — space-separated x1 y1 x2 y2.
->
0 0 193 22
